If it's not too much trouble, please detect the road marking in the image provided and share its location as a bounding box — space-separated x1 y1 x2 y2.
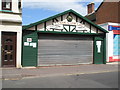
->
1 70 118 80
66 70 118 76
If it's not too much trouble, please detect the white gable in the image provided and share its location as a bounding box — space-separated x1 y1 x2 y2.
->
29 13 104 34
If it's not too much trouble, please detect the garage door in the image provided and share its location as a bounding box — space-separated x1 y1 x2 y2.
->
38 33 93 66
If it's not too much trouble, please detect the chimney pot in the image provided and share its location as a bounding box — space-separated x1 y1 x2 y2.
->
87 2 95 14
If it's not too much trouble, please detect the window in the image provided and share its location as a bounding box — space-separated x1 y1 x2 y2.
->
2 0 12 10
18 0 21 9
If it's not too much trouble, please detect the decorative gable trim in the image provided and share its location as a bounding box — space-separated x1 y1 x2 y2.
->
23 9 108 33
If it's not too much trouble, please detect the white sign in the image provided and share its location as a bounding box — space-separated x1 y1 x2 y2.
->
27 38 32 42
96 41 101 53
24 42 29 46
48 25 63 30
53 21 85 27
30 43 37 48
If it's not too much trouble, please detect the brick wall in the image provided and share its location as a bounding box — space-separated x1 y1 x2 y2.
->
96 2 120 24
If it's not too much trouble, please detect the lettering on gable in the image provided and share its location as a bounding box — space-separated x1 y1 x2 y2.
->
46 21 88 32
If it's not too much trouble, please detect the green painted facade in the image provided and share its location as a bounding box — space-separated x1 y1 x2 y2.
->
22 31 106 66
93 36 106 64
22 9 107 67
22 31 38 67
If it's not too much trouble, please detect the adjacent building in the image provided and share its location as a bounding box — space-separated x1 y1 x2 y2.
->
86 1 120 62
0 0 22 68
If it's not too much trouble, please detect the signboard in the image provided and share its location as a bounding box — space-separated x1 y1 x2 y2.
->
24 38 36 48
53 21 84 26
27 38 32 42
108 25 120 31
96 41 101 53
47 21 86 31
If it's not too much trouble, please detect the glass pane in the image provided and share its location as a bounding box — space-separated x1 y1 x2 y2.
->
10 45 13 50
3 2 6 7
5 39 12 42
4 55 8 61
6 2 10 9
10 55 13 61
5 45 8 50
10 55 12 59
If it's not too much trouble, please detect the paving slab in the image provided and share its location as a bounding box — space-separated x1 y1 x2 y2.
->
0 64 118 80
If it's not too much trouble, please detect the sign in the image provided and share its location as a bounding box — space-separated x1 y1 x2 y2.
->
47 21 86 31
24 42 29 46
96 41 101 53
53 21 84 27
30 43 37 48
108 25 120 31
24 38 36 48
27 38 32 42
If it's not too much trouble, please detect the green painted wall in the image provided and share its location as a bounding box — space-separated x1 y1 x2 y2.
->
22 30 106 67
22 31 38 67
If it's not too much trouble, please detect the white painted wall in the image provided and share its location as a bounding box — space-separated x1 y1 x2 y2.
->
0 31 1 67
91 26 96 33
28 26 35 30
0 1 1 10
0 13 22 22
12 0 19 13
28 13 104 34
37 23 44 31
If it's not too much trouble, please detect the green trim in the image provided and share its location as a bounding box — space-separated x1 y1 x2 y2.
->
90 24 91 33
76 16 78 22
36 31 38 67
103 34 106 64
44 22 46 31
35 25 37 31
22 31 38 67
22 9 108 33
94 36 105 64
63 26 69 32
71 26 76 32
37 30 104 36
61 15 63 21
0 10 12 12
69 26 70 32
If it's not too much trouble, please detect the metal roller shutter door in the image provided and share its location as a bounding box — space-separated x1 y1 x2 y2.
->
38 34 93 66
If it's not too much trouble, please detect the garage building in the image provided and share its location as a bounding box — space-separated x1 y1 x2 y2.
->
22 9 108 67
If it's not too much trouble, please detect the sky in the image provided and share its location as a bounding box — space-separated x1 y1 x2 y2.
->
22 0 103 25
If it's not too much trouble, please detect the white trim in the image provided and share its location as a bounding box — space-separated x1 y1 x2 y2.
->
99 22 120 26
0 31 1 67
0 19 22 23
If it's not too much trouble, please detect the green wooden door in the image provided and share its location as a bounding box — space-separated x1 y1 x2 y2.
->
22 31 38 67
94 37 104 64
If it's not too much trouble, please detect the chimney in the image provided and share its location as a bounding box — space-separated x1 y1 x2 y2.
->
87 2 95 14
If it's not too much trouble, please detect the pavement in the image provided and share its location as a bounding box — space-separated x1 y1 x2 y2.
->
0 63 119 80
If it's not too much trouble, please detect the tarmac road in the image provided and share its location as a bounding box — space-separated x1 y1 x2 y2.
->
2 71 119 88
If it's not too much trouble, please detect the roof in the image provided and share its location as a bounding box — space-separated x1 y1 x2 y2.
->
95 3 103 12
85 1 104 21
85 12 96 21
23 9 108 33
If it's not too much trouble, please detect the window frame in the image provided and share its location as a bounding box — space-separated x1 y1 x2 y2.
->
18 0 21 9
2 0 12 11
